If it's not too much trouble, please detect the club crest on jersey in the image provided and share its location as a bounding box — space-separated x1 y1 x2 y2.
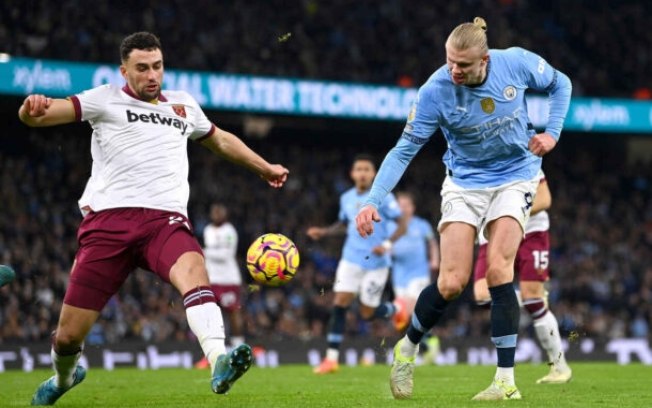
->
503 85 517 101
172 104 187 118
480 98 495 114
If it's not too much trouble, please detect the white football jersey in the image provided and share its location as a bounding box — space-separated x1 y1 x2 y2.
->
203 222 242 285
71 84 214 216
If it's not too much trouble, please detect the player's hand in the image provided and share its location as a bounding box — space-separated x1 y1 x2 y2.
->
22 94 53 118
262 164 289 188
306 227 325 241
371 245 386 255
528 133 557 157
355 205 381 238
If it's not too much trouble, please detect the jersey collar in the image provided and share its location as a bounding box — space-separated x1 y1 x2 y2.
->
121 85 168 103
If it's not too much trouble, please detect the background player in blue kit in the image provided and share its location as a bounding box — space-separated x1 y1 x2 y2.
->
388 192 441 362
388 192 439 328
356 17 571 400
307 154 408 374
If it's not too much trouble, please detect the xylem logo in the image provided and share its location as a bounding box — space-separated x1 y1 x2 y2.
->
573 100 629 130
13 61 71 93
126 110 188 135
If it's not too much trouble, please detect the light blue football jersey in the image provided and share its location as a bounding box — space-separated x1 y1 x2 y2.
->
388 216 435 289
339 187 401 269
366 47 572 208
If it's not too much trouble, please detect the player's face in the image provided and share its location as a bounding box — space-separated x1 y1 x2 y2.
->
210 205 227 225
350 160 376 190
120 48 164 101
398 196 415 217
445 44 488 86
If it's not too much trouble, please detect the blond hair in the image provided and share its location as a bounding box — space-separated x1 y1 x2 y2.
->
446 17 488 53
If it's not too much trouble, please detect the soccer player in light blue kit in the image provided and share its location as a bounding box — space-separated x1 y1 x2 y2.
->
356 18 571 400
388 192 441 362
308 154 408 374
388 192 439 325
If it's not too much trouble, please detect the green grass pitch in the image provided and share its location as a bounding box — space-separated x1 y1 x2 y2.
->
1 363 650 407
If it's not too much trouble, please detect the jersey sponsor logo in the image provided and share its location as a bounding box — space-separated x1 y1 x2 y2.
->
460 107 523 138
171 104 187 118
126 109 189 135
480 97 495 114
503 85 517 101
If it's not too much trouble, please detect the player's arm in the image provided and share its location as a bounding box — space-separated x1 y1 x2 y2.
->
387 215 408 244
199 126 289 188
356 86 439 237
18 95 76 127
306 221 346 241
530 179 552 215
371 214 408 255
515 48 572 156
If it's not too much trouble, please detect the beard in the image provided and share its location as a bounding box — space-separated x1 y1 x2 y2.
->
138 84 160 101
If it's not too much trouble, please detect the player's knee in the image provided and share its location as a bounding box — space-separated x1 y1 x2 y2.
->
170 255 209 288
485 265 513 287
437 279 466 300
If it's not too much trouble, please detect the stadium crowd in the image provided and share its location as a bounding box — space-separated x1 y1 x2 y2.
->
1 125 651 345
1 0 650 98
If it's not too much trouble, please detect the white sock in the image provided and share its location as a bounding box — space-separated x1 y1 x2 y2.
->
231 336 245 348
399 335 419 358
326 348 339 362
495 366 515 386
52 348 81 388
534 310 568 368
186 302 226 371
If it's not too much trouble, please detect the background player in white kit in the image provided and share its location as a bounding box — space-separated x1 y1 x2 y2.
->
474 173 572 383
18 32 288 405
195 203 245 369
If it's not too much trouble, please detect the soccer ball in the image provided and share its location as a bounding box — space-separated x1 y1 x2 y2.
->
246 233 300 286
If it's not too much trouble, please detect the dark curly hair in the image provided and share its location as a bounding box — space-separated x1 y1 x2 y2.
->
120 32 162 62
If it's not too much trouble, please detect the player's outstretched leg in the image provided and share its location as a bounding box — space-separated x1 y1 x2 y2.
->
31 349 85 406
389 283 450 399
523 297 572 384
182 286 253 393
211 344 253 394
390 338 418 399
472 283 522 401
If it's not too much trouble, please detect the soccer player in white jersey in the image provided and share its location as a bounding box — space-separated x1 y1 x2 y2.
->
474 173 572 383
195 203 245 369
307 154 408 374
356 18 571 400
18 32 288 405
